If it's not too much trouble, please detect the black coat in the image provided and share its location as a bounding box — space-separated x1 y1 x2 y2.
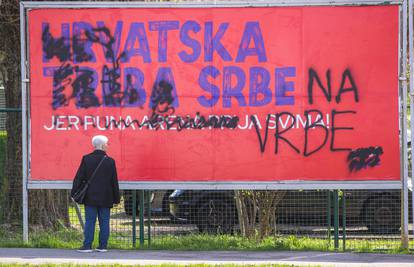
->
71 150 120 208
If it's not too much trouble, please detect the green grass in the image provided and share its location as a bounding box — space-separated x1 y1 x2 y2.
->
149 235 332 251
0 226 413 254
0 264 310 267
150 234 413 253
0 226 132 250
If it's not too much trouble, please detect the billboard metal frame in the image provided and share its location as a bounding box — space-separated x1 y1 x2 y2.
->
19 0 405 8
21 0 408 191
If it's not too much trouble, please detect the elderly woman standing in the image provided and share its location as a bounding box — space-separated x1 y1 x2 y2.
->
71 135 120 252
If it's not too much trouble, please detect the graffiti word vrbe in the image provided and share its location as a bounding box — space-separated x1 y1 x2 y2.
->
253 109 356 157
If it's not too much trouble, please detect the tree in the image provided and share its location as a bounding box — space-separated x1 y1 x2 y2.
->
235 190 286 240
0 0 69 229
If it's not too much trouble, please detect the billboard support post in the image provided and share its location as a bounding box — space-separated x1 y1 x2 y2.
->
400 0 409 249
19 1 29 244
408 0 414 249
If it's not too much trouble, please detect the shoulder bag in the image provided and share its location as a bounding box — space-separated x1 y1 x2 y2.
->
71 156 107 204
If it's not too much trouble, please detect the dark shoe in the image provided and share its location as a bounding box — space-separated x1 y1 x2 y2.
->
95 246 107 252
77 246 93 253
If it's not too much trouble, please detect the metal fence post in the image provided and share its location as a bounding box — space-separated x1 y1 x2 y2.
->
342 190 346 251
334 190 339 250
132 190 137 248
147 190 151 246
139 190 145 247
327 190 332 246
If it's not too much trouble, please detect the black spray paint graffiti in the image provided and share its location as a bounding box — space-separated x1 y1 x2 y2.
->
250 68 361 157
42 24 71 62
252 109 383 172
150 80 175 115
307 68 359 105
43 25 145 109
251 109 356 157
51 62 73 108
71 66 101 108
121 112 238 131
48 112 239 131
347 146 384 172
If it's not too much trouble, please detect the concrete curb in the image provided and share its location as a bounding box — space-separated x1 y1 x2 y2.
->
0 248 414 266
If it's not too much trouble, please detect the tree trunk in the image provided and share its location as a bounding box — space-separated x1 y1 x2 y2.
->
0 0 69 229
29 190 70 228
235 190 286 240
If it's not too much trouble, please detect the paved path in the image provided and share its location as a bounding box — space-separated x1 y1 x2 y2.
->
0 248 414 266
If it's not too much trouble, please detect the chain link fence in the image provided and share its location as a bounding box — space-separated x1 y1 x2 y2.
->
23 188 414 251
0 110 22 243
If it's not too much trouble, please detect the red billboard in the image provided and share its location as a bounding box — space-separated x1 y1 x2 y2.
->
27 5 400 182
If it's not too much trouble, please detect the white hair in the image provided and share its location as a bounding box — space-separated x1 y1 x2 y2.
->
92 135 108 150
